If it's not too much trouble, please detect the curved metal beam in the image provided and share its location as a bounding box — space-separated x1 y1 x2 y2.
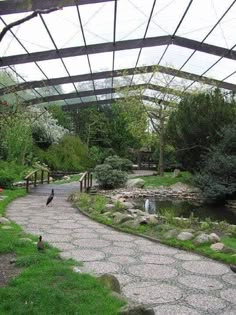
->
0 0 114 15
1 64 236 96
23 82 181 105
2 36 236 67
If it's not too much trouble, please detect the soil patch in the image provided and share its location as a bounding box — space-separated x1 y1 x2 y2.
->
0 253 21 287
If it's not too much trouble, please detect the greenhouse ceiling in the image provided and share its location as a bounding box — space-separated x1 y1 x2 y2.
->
1 0 236 110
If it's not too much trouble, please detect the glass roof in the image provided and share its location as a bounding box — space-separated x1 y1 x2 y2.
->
1 0 236 109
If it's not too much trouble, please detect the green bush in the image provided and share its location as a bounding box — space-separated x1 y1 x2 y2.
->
95 164 127 189
194 124 236 202
0 161 30 188
34 135 91 171
104 155 133 172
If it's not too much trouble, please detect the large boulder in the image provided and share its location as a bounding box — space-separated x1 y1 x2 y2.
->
97 274 121 293
208 233 221 243
210 243 225 251
122 220 140 229
126 178 145 188
113 213 133 225
177 231 194 241
146 215 159 225
193 233 210 245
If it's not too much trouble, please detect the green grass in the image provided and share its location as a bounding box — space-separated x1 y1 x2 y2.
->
54 174 82 184
0 189 27 216
74 192 236 265
137 171 193 187
0 190 125 315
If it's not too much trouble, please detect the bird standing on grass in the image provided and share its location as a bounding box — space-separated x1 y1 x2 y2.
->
37 236 44 251
46 189 54 206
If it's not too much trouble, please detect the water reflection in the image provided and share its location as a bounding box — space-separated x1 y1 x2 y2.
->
134 198 236 224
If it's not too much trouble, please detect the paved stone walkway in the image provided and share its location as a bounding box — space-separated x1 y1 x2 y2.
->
6 182 236 315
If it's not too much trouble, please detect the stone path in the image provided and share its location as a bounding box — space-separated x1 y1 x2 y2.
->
6 182 236 315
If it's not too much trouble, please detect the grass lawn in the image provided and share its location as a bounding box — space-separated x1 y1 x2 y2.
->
137 171 193 187
54 174 82 184
0 189 125 315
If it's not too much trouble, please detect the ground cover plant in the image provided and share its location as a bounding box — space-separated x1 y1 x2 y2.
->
0 189 125 315
135 171 193 187
71 192 236 265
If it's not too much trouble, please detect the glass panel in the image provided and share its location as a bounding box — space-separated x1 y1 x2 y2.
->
181 51 219 75
113 75 132 87
37 59 68 78
204 58 236 81
89 52 113 72
224 72 236 84
42 7 84 49
114 49 140 70
94 78 112 89
66 98 82 105
159 46 194 68
138 46 167 66
58 83 76 94
13 63 46 81
81 96 97 102
80 2 114 44
147 0 190 37
76 81 94 91
116 0 153 41
62 56 90 75
176 0 232 41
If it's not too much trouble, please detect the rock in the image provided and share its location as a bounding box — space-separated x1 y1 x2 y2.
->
126 178 145 189
177 231 194 241
172 169 181 178
122 202 135 209
146 215 159 225
127 209 144 217
118 304 155 315
169 182 190 192
73 267 81 273
97 274 121 293
210 243 225 251
163 229 179 239
122 220 140 229
0 216 10 224
209 233 221 243
113 213 133 224
193 233 210 245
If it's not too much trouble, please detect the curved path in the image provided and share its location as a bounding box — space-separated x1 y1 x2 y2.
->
7 182 236 315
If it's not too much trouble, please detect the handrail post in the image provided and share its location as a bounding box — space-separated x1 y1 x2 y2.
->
47 171 50 184
84 173 87 191
87 172 90 188
80 180 83 192
90 173 93 188
26 178 29 193
41 170 44 184
34 172 37 187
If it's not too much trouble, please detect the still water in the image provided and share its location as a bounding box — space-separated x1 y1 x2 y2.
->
132 198 236 225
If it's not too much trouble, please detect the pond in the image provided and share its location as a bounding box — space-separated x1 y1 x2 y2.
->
132 198 236 225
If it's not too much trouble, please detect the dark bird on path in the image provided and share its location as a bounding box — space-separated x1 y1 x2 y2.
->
46 189 54 206
37 235 44 251
230 264 236 273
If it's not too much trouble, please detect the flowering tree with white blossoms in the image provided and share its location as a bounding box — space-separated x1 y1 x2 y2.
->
28 107 69 147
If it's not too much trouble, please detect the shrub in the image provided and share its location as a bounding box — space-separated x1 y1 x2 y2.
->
104 155 133 172
95 164 127 189
34 135 91 171
0 169 15 188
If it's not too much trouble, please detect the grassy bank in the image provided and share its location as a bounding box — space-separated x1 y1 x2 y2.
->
0 189 125 315
137 171 193 187
72 193 236 265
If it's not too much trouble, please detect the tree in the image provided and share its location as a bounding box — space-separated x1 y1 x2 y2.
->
167 89 236 170
194 124 236 202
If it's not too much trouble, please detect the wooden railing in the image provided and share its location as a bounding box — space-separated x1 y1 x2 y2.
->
79 171 93 192
25 169 50 192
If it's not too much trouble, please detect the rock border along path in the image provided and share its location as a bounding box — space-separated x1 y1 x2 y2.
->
6 182 236 315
